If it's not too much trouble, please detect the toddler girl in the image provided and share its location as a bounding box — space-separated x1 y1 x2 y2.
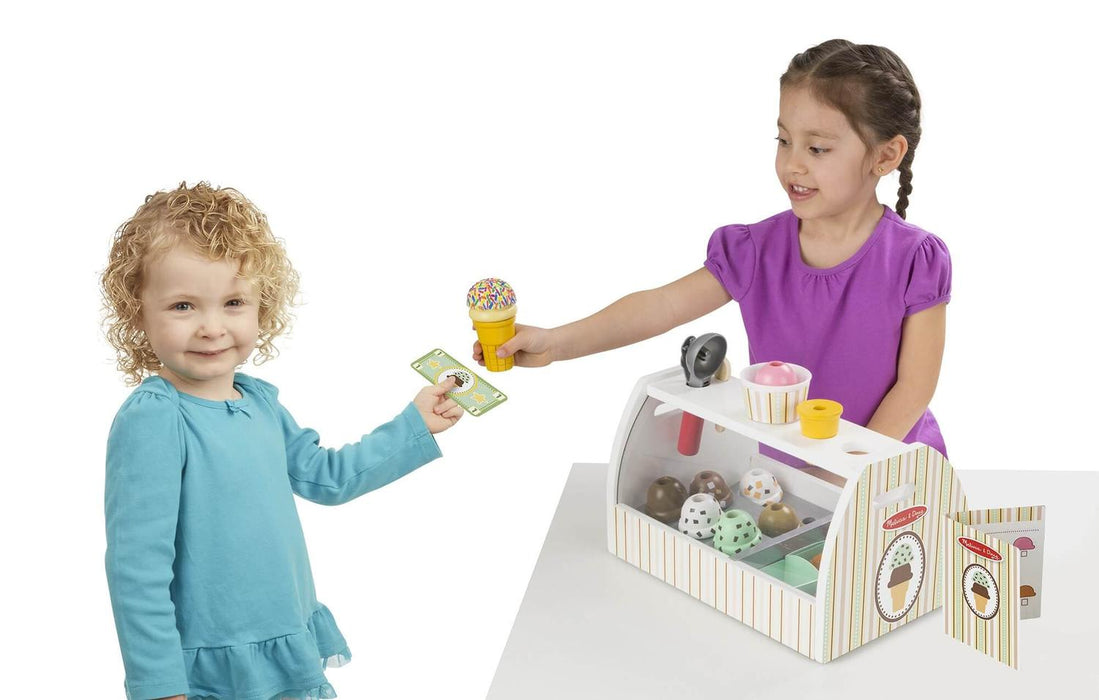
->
475 39 951 457
101 182 463 700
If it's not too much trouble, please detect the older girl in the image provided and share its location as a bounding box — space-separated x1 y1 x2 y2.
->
477 39 951 457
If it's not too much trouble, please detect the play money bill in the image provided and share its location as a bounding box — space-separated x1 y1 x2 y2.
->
410 348 507 417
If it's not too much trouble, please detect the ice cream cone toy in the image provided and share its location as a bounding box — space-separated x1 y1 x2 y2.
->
714 359 732 382
713 358 733 434
971 570 992 614
467 278 517 372
887 541 914 612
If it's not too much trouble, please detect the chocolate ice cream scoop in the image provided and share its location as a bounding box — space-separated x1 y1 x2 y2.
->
689 470 733 508
646 476 687 523
971 583 990 598
888 562 912 587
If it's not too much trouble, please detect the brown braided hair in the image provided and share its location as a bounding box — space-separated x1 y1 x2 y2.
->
780 39 922 219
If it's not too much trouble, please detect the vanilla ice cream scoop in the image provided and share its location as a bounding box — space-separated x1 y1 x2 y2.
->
679 493 722 540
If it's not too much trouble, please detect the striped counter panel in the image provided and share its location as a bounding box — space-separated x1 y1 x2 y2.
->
742 384 809 424
941 505 1043 668
952 505 1045 528
611 504 819 661
820 445 967 662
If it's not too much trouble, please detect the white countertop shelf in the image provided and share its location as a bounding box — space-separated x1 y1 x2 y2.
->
644 367 910 478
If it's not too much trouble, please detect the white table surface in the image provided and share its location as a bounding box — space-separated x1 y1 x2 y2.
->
487 464 1099 700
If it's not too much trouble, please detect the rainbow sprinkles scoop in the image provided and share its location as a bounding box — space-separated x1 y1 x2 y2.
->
467 277 518 371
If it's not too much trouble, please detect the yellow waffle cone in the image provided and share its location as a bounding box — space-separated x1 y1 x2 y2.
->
890 581 909 612
475 318 516 372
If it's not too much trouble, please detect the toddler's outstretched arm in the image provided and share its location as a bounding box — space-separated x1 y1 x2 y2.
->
243 377 445 506
473 268 731 367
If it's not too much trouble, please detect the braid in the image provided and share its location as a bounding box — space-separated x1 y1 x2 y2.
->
896 151 915 220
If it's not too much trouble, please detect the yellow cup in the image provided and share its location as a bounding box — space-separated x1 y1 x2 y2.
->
797 399 843 439
474 318 516 372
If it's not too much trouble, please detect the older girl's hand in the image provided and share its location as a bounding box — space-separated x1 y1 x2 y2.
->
472 323 555 368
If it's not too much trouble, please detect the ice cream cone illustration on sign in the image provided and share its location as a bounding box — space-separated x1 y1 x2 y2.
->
874 532 925 622
971 570 992 614
961 563 1000 619
467 278 517 372
887 542 914 612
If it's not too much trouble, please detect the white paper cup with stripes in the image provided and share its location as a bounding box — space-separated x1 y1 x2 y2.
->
739 362 811 424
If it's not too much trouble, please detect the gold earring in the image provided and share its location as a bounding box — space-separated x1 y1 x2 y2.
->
878 167 885 174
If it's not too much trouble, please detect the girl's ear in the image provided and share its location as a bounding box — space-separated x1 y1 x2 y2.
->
873 135 909 176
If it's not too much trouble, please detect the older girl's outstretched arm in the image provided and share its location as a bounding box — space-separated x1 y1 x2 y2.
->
866 303 946 441
474 268 732 367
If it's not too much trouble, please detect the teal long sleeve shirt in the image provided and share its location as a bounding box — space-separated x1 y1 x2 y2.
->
104 374 442 700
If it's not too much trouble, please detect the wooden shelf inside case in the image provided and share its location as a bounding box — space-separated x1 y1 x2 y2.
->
645 368 910 481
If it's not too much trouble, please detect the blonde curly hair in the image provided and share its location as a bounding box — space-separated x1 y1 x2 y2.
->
101 181 300 386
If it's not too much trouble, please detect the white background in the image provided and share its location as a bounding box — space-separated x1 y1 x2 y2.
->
2 2 1095 698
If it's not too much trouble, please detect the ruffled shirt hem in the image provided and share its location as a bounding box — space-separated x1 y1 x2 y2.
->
189 680 338 700
169 606 351 700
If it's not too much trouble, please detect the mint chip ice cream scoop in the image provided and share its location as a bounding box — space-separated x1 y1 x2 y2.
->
971 570 991 598
887 542 914 586
714 509 762 556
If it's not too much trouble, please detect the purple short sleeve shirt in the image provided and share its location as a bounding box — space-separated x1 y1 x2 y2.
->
704 206 951 457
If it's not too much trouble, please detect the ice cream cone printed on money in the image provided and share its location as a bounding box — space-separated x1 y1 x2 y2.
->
467 278 517 372
887 542 914 612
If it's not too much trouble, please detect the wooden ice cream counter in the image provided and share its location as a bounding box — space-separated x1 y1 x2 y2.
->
607 367 968 663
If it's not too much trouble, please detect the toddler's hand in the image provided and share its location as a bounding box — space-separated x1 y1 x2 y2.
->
414 377 463 434
472 323 555 368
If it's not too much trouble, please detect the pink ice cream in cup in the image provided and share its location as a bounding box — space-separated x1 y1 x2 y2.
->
753 361 800 386
739 361 812 424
